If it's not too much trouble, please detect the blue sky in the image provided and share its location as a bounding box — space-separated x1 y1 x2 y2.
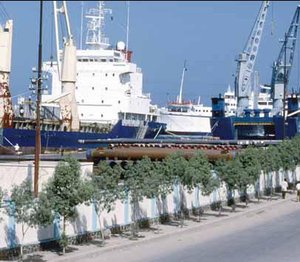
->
1 1 299 106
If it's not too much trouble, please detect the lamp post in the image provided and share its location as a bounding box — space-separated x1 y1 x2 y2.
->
34 0 43 197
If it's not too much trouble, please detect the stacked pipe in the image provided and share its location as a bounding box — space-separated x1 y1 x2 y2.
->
87 143 240 162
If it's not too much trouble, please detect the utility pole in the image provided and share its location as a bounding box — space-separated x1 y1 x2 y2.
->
282 32 287 140
34 0 43 197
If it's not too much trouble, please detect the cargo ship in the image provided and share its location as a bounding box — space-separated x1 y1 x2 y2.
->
0 1 166 154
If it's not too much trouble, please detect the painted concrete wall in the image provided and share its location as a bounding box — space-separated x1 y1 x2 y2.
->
0 161 299 250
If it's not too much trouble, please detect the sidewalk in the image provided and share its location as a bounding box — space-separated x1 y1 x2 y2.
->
22 192 297 262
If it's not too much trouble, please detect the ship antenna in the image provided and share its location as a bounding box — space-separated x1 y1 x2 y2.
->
85 1 112 49
126 1 130 53
34 0 43 197
80 1 84 49
178 60 187 104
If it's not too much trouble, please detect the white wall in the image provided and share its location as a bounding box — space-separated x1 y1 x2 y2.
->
0 161 298 250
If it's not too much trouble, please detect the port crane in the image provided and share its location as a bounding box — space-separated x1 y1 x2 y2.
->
271 6 300 116
235 1 269 116
51 1 80 131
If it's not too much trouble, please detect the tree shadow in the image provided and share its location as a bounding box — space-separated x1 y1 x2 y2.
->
72 214 88 236
4 224 18 249
202 212 229 218
23 254 46 262
63 246 79 254
218 207 241 213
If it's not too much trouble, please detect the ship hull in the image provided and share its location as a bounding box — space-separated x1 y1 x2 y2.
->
159 112 211 136
0 120 165 153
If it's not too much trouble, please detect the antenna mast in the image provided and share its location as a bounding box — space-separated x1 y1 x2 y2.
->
85 1 112 49
178 60 187 104
126 1 130 52
80 1 84 49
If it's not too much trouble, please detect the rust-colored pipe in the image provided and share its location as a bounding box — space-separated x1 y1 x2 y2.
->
87 147 236 162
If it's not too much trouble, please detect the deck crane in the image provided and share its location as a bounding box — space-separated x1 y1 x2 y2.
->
235 1 269 116
0 19 13 128
52 1 79 131
271 6 300 116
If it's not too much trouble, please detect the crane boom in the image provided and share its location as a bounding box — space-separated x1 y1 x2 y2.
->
235 1 269 116
0 19 13 128
271 6 300 116
52 1 79 131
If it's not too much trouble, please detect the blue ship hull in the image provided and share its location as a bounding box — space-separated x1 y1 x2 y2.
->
210 95 300 140
0 120 166 152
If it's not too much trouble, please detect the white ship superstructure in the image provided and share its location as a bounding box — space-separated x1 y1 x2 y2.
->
223 84 273 117
158 101 212 136
41 1 158 133
158 63 212 136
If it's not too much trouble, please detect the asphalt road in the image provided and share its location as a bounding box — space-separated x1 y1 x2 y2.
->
82 199 300 262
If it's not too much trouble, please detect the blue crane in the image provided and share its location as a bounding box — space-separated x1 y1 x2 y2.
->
235 1 269 116
271 6 300 116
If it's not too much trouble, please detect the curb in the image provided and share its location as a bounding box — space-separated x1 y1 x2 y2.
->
50 194 295 262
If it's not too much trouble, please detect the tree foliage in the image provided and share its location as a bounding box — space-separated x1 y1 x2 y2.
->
44 157 93 253
92 161 122 239
9 180 41 259
183 151 217 195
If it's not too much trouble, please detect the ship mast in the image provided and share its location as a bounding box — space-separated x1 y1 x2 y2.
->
85 1 112 50
177 60 187 104
126 1 130 57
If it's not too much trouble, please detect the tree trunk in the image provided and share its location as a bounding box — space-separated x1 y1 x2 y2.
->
293 169 296 193
20 224 24 261
63 217 66 254
231 190 236 212
270 172 273 201
256 175 261 202
20 244 23 261
155 197 161 233
263 172 267 199
97 213 105 242
130 196 139 239
218 189 223 216
244 188 249 207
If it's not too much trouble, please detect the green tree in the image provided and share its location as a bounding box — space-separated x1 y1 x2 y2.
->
236 147 261 204
185 151 218 218
276 139 296 192
92 161 122 241
259 145 282 198
153 160 176 214
149 160 174 228
45 157 93 253
279 138 300 190
8 180 40 260
122 157 158 238
163 152 187 217
215 158 242 211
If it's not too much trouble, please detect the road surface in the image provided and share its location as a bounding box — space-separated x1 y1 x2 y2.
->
81 199 300 262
